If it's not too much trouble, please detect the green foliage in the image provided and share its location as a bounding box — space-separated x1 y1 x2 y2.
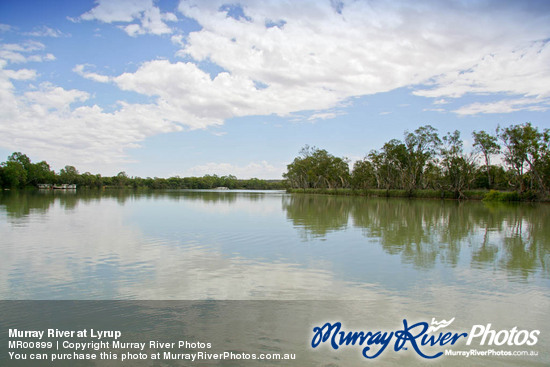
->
2 121 549 200
59 165 80 185
440 130 476 198
28 161 56 186
1 160 27 188
0 153 283 190
351 159 376 189
482 190 520 202
403 125 441 190
367 139 408 189
472 129 500 188
283 145 350 189
284 123 549 201
0 153 55 188
286 188 490 200
80 172 103 188
362 125 440 191
498 122 549 192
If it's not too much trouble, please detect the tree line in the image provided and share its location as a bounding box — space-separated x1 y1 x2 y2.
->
2 122 548 195
284 123 550 198
0 153 284 190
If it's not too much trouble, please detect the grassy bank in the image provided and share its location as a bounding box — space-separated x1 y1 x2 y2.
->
286 188 548 202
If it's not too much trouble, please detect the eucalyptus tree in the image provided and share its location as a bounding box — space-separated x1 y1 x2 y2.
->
59 165 80 185
366 149 385 189
27 161 56 186
498 123 548 192
284 146 314 189
284 146 350 189
368 139 408 190
112 171 130 187
351 158 377 189
472 130 500 188
80 172 103 188
1 160 27 188
440 130 476 198
403 125 441 191
540 130 550 192
308 147 350 189
365 126 440 191
0 152 55 188
1 152 30 187
323 153 351 188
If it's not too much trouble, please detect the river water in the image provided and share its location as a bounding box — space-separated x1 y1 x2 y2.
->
1 190 548 366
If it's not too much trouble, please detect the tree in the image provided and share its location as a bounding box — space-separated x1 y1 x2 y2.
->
284 146 350 189
351 158 376 189
472 130 500 188
8 152 31 170
284 146 314 188
1 153 56 187
59 165 80 184
368 140 408 190
81 172 103 188
112 171 129 187
220 175 237 189
440 130 476 198
423 161 443 190
1 160 27 188
28 161 56 186
403 125 441 191
540 129 550 192
498 123 547 192
201 174 218 189
3 152 31 187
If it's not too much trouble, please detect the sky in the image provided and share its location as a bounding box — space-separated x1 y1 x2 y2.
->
0 0 549 179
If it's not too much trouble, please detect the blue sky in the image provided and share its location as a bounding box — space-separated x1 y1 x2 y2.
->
0 0 549 179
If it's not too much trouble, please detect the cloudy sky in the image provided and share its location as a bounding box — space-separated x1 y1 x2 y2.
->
1 0 549 179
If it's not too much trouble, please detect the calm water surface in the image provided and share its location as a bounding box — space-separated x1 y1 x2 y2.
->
1 190 549 365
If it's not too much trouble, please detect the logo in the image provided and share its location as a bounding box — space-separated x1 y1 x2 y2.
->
466 324 539 346
310 318 540 360
427 317 455 333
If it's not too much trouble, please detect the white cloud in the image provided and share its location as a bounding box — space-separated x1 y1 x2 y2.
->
2 67 36 80
172 0 550 116
24 82 90 111
24 26 66 38
109 59 343 128
2 1 550 173
0 41 54 64
0 24 13 32
27 53 56 62
80 0 178 36
72 0 550 130
73 64 111 83
422 108 446 113
414 41 550 103
187 161 284 179
453 98 550 115
307 111 344 121
0 62 182 173
3 40 45 52
170 34 186 46
180 1 549 99
81 0 153 23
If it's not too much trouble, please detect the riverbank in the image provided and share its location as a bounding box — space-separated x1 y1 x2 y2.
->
286 188 549 202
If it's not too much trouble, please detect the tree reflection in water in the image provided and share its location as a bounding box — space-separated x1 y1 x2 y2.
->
284 194 549 278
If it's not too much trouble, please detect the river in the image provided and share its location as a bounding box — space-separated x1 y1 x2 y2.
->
1 190 548 366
